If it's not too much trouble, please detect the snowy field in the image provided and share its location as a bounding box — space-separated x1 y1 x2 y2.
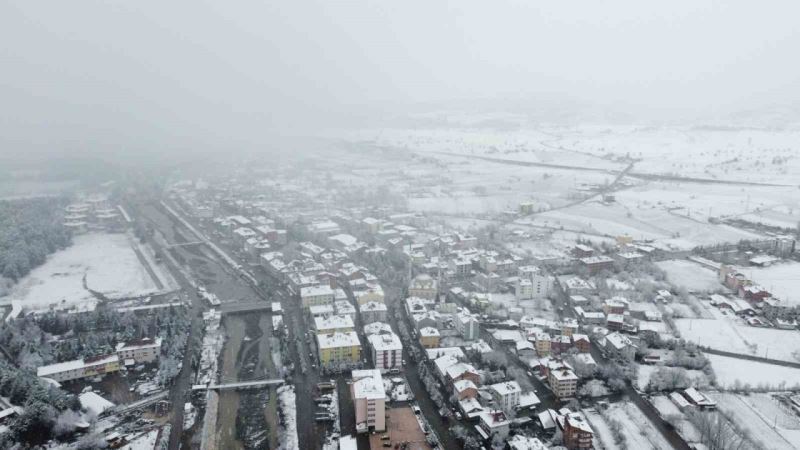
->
338 125 799 251
605 402 672 450
711 392 800 450
656 260 722 293
583 408 622 450
744 261 800 306
675 311 800 362
3 233 165 313
706 354 800 389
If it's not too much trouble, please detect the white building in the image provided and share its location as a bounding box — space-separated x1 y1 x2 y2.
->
115 337 162 364
314 314 355 334
455 312 480 341
489 381 522 412
367 332 403 371
548 366 579 399
351 369 386 433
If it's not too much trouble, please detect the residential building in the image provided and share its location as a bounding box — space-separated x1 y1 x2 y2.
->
548 365 578 399
314 314 355 334
489 381 522 413
419 327 440 348
300 285 334 309
351 369 386 433
602 332 637 361
453 379 478 401
359 301 388 324
37 355 121 383
367 332 403 371
579 256 615 274
455 312 480 340
115 337 162 364
317 331 362 365
561 412 594 449
572 334 590 353
477 410 510 440
408 274 438 300
355 284 385 305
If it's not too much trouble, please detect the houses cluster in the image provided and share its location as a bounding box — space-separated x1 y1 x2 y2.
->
537 408 594 449
717 264 796 327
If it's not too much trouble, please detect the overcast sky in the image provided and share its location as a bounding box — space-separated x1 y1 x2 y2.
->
2 1 799 161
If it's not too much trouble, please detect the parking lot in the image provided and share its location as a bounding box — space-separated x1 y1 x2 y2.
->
368 406 432 450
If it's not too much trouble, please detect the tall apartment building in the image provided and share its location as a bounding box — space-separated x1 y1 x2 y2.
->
367 332 403 371
352 369 386 433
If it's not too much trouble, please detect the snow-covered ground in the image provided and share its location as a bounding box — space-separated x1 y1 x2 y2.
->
583 408 622 450
706 354 800 389
674 303 800 362
605 402 672 450
649 395 701 445
3 232 166 314
656 259 722 293
277 385 298 450
711 392 800 450
121 429 160 450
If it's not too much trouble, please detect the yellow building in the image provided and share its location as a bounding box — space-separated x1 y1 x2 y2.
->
37 355 121 383
533 332 551 357
317 331 362 365
419 327 441 349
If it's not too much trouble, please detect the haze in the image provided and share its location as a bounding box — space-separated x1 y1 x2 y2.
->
2 0 800 162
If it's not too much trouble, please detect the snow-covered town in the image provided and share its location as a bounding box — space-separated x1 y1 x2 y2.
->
3 2 800 450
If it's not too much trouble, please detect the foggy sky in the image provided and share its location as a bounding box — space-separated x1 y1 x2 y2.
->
2 1 799 161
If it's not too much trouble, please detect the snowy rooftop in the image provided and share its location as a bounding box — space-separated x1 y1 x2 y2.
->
314 314 354 331
363 322 393 335
352 369 385 400
301 284 334 297
490 380 521 396
360 301 387 312
426 347 466 360
37 354 119 377
317 331 360 349
367 332 402 352
419 327 440 337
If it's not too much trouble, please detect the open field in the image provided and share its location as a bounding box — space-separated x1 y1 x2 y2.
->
744 261 800 306
656 259 722 293
605 402 672 450
712 392 800 450
3 232 165 313
706 354 800 389
675 309 800 362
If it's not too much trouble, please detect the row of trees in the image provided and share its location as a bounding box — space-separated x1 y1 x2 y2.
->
0 197 72 283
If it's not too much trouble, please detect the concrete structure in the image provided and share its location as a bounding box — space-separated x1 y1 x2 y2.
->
367 332 403 371
355 284 384 305
37 355 121 383
489 381 521 413
352 369 386 433
300 285 334 309
561 412 594 449
455 312 480 340
418 327 440 348
359 301 388 324
115 337 162 364
548 365 578 399
317 331 362 365
314 314 355 334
